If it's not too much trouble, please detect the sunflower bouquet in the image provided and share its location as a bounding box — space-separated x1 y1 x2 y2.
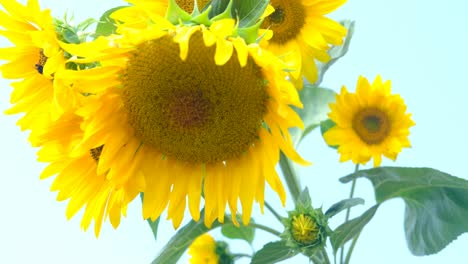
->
0 0 466 263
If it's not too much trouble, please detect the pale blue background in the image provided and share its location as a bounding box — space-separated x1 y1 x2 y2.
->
0 0 467 263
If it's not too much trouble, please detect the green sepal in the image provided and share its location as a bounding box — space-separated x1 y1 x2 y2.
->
140 193 161 240
166 0 193 24
237 19 263 44
211 0 233 21
191 5 213 26
341 167 468 256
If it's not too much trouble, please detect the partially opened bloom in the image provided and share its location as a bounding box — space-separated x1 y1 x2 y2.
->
324 75 415 167
188 234 233 264
261 0 347 87
60 12 309 229
0 0 66 144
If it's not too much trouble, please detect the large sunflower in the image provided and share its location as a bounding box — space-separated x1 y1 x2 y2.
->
261 0 347 87
0 0 67 144
37 113 134 236
61 17 309 228
324 76 415 167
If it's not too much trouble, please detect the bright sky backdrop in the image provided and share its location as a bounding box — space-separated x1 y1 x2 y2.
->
0 0 467 263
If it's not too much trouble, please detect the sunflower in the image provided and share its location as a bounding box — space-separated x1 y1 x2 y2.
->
60 16 309 229
188 234 233 264
261 0 347 87
37 113 135 236
0 0 68 144
324 75 415 167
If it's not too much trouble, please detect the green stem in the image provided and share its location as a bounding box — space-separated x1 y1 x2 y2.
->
248 223 282 237
340 164 360 264
321 248 331 264
279 152 301 203
265 201 283 223
344 233 360 264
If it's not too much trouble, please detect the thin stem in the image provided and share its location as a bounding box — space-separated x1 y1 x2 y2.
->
344 233 360 264
248 223 282 237
279 152 301 202
340 164 360 264
265 201 283 223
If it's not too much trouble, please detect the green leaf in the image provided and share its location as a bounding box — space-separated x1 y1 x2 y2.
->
325 198 365 218
319 119 338 149
291 85 336 147
221 219 255 243
330 205 379 253
94 6 126 38
341 167 468 256
315 20 355 86
147 217 161 240
151 212 221 264
251 241 297 264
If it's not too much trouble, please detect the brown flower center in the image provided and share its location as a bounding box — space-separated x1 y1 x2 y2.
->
352 108 391 145
262 0 306 45
122 31 268 164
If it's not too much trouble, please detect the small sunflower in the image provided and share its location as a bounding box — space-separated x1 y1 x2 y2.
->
60 15 309 229
0 0 67 144
188 234 233 264
261 0 347 87
37 113 134 236
324 75 415 167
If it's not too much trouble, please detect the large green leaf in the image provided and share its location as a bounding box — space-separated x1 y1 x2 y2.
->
291 85 336 147
221 219 255 243
325 198 365 219
329 205 379 253
251 241 297 264
315 20 355 86
341 167 468 256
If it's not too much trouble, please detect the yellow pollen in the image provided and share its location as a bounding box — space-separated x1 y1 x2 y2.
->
291 214 319 245
90 145 104 162
352 107 391 145
35 50 47 74
262 0 306 45
122 31 268 164
176 0 210 13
